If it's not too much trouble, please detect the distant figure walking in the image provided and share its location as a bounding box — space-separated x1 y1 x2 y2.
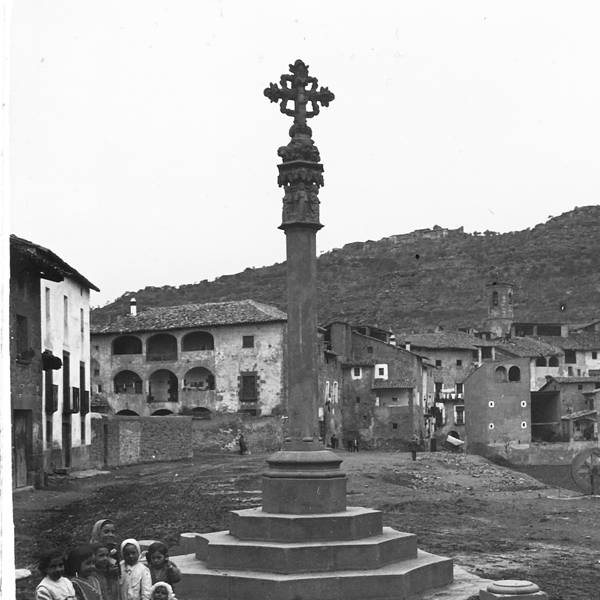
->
408 435 419 461
330 434 338 449
238 434 248 456
353 438 359 452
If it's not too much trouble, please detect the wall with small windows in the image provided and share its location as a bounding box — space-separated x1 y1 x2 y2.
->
464 358 531 455
40 277 93 472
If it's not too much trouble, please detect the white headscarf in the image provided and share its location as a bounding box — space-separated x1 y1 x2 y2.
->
150 581 177 599
120 538 141 557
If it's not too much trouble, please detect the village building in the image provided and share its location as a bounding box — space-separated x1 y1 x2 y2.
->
530 376 600 442
321 321 433 450
90 299 286 418
464 357 532 456
10 235 99 487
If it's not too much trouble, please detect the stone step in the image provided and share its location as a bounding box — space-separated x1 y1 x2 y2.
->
196 527 417 574
173 549 453 600
229 506 383 542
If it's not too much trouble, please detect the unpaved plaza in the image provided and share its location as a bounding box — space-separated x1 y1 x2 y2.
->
13 450 600 599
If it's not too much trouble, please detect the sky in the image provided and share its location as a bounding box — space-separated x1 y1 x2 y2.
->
9 1 600 306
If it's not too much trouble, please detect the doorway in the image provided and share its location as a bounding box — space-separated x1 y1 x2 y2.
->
62 417 72 468
13 410 31 488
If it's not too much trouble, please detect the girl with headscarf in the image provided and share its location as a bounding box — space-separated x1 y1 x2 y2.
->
119 539 151 600
149 582 177 600
89 519 120 599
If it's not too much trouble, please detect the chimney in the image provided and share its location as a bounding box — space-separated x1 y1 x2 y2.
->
389 334 397 347
130 297 137 317
405 342 411 352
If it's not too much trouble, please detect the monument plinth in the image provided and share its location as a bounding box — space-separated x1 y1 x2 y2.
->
175 60 454 600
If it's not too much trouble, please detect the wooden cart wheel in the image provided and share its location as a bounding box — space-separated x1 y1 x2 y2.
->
571 447 600 495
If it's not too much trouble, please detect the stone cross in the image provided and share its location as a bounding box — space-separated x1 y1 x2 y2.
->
264 59 334 133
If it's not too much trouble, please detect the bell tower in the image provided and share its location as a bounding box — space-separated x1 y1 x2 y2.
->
484 281 514 338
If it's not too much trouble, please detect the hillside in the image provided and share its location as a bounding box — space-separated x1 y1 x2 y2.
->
92 206 600 333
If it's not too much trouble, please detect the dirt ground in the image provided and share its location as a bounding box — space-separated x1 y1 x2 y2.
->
12 450 600 600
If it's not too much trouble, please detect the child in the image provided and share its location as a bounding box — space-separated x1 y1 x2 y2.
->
120 538 152 600
93 543 121 600
35 549 76 600
65 545 103 600
145 542 181 588
149 582 177 600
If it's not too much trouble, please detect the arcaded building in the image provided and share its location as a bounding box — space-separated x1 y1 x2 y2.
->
90 299 286 418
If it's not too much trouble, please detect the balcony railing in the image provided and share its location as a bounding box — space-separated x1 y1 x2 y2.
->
147 393 179 403
146 352 178 362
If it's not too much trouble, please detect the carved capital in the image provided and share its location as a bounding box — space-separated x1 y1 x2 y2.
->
280 183 322 229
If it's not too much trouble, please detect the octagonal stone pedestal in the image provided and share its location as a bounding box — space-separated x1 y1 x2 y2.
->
173 450 454 600
480 580 548 599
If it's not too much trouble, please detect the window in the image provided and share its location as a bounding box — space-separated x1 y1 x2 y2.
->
80 308 84 343
351 367 362 380
63 351 71 412
568 366 574 376
332 381 338 404
435 359 442 367
242 335 255 348
324 381 330 401
93 368 100 377
549 356 559 367
434 382 442 395
492 291 498 306
45 287 51 324
481 347 493 359
63 295 69 338
578 384 583 391
535 357 547 367
593 352 598 360
356 396 361 404
240 373 258 402
97 384 103 393
392 423 398 430
455 406 465 426
565 350 576 364
367 346 373 354
15 314 30 360
508 366 521 382
494 366 507 382
456 359 462 367
456 383 463 395
374 364 388 380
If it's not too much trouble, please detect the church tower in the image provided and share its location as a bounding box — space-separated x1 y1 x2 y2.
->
484 281 514 338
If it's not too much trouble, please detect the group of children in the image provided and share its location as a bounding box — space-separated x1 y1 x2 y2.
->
35 518 181 600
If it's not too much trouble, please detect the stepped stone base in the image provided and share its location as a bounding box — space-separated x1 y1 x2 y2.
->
175 549 453 600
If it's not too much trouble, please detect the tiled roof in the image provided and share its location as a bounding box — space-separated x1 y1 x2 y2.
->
561 409 597 421
548 376 600 384
536 332 600 350
496 337 563 358
402 332 480 350
91 300 287 334
11 235 99 291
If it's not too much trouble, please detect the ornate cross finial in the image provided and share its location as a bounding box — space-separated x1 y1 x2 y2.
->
264 60 334 136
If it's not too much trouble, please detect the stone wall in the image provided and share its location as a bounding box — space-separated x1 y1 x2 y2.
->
480 440 597 466
90 415 193 467
191 413 285 454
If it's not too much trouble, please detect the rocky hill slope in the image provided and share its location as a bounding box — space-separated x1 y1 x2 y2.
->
92 206 600 333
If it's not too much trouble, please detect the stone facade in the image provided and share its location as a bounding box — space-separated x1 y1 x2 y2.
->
91 301 286 418
464 358 531 455
90 415 192 467
10 236 98 487
323 322 432 450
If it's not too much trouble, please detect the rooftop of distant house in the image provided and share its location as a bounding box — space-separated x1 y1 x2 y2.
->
535 332 600 350
542 376 600 386
91 299 287 335
10 235 99 292
401 331 487 351
496 337 563 358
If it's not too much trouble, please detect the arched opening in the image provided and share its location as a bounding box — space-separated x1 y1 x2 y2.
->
116 409 139 416
448 430 460 440
183 367 215 391
182 331 214 351
149 370 178 403
535 356 547 367
508 366 521 382
113 335 142 355
114 370 143 394
549 356 559 367
151 409 174 416
191 407 211 419
147 334 177 361
492 291 499 306
494 366 507 382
